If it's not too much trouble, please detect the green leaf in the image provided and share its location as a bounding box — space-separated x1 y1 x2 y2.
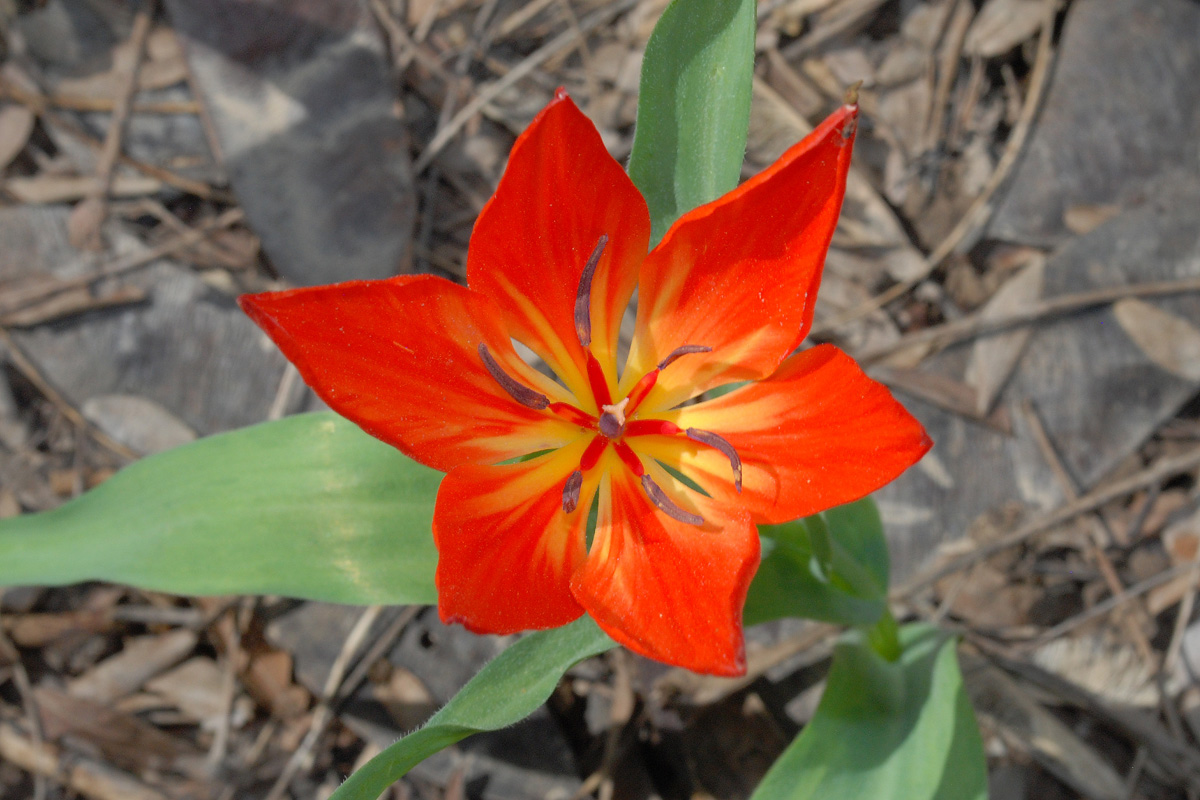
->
0 412 442 605
330 616 615 800
628 0 756 245
824 497 890 590
750 624 987 800
744 498 889 627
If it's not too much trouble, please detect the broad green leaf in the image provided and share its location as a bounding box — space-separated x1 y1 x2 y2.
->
744 498 889 627
330 616 615 800
628 0 755 244
824 497 889 590
751 624 987 800
0 413 441 605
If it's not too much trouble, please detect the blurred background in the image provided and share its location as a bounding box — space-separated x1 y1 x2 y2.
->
0 0 1199 797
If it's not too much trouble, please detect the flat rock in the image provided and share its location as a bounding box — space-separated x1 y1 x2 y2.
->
988 0 1200 246
162 0 417 285
0 205 289 435
882 173 1200 580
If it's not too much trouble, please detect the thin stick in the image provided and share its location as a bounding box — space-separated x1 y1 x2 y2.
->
413 0 640 173
19 93 202 115
0 328 138 461
263 605 384 800
896 445 1200 599
1026 562 1196 647
811 0 1058 338
857 275 1200 366
92 0 156 198
0 625 48 800
0 208 244 313
1020 400 1157 665
0 76 229 202
0 722 168 800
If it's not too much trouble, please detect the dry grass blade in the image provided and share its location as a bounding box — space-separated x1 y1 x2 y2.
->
897 445 1200 598
414 0 641 172
813 0 1058 337
856 275 1200 366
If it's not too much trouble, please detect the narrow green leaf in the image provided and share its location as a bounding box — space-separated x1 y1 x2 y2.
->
628 0 756 244
751 624 988 800
330 617 615 800
744 498 889 627
0 413 441 605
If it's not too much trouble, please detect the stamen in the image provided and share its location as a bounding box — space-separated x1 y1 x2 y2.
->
612 441 644 477
641 475 704 526
686 428 742 492
478 343 550 409
586 351 613 407
624 419 681 437
657 344 712 371
624 370 659 416
549 402 595 428
580 435 609 471
573 234 609 348
562 470 583 513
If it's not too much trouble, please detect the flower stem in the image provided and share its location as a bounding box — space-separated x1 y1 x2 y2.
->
862 607 902 663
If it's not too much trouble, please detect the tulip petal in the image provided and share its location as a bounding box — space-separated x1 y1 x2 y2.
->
468 92 651 405
572 460 759 676
624 104 858 411
240 276 580 472
648 344 932 524
434 441 596 633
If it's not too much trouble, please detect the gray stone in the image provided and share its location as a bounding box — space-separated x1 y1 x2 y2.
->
988 0 1200 246
162 0 417 285
0 205 288 435
882 173 1200 581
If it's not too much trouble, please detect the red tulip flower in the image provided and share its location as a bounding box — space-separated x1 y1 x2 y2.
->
240 91 930 676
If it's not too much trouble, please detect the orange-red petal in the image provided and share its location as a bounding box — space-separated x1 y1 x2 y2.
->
239 275 579 472
571 461 760 676
433 442 599 633
434 442 597 633
651 344 932 524
467 92 650 405
623 104 859 412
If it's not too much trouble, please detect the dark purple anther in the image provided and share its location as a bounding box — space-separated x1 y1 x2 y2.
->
478 343 549 410
599 413 623 438
573 234 609 348
658 344 712 371
641 475 704 526
686 428 742 492
562 470 583 513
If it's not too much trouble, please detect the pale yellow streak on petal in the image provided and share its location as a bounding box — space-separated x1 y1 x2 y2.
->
492 273 589 401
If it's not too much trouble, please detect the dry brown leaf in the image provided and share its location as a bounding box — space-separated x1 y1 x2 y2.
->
1063 203 1122 235
0 103 35 171
1031 632 1157 707
1114 298 1200 380
6 610 113 648
965 256 1045 414
68 196 109 252
373 666 438 730
245 648 311 718
35 687 202 775
963 0 1045 57
68 630 197 703
145 657 235 728
4 174 162 204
